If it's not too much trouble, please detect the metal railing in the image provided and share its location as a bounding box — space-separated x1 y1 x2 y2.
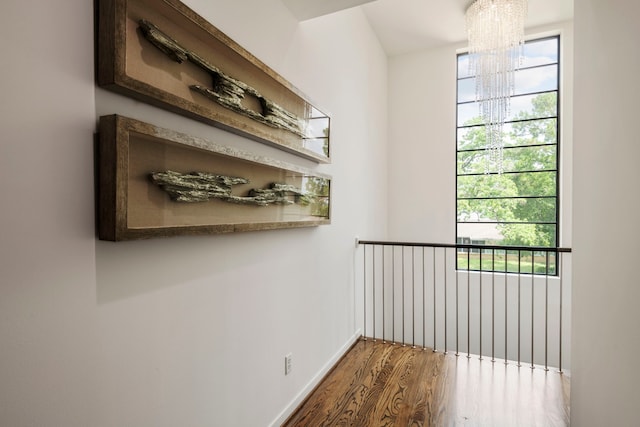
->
357 240 571 372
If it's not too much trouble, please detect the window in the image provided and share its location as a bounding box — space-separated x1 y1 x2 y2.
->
456 36 559 273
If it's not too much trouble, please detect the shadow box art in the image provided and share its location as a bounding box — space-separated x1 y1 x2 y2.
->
97 0 331 163
98 115 331 241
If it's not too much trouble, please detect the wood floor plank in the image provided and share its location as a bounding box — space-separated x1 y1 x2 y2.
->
318 343 390 426
283 339 569 427
291 340 395 426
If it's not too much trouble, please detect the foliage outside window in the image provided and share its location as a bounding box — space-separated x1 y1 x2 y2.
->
456 36 559 274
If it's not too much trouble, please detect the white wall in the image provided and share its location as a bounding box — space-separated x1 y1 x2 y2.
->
572 2 640 425
387 22 574 247
0 0 388 426
387 43 457 242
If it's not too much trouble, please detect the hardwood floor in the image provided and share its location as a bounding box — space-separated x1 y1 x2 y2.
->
283 338 569 426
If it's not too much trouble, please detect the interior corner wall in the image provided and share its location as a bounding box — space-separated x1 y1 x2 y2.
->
387 22 574 245
387 43 458 243
572 1 640 425
0 0 388 426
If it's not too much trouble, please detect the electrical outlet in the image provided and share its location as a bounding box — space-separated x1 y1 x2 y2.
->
285 353 293 375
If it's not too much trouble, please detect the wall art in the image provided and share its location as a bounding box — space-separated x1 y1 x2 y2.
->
97 0 331 162
98 115 331 241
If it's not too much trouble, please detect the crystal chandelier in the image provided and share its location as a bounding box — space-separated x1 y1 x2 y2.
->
465 0 527 173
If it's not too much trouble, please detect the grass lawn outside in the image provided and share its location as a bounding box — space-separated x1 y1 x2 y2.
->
456 250 557 275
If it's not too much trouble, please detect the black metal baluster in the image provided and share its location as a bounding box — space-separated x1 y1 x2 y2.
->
559 251 564 373
479 250 483 360
517 250 521 367
402 247 406 346
491 248 495 362
545 251 550 371
444 248 448 354
373 246 376 341
412 247 416 348
392 246 396 344
423 247 426 350
531 251 535 369
505 250 508 364
363 244 367 341
433 248 437 352
467 250 471 358
456 248 460 356
382 246 386 343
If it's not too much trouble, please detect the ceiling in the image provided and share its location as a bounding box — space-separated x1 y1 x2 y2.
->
281 0 377 21
283 0 574 56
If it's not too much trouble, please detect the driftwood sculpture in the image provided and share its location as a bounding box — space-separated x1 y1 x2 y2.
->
149 170 312 206
138 20 306 137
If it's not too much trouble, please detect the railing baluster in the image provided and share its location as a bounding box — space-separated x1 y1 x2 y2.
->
392 246 396 344
402 247 406 346
421 246 427 350
491 248 495 362
412 246 416 348
559 251 563 373
444 248 448 354
433 248 437 352
373 246 376 341
455 249 459 356
518 250 521 367
479 250 483 360
382 246 386 343
363 244 367 341
545 251 550 371
531 251 535 369
505 250 508 365
467 250 471 358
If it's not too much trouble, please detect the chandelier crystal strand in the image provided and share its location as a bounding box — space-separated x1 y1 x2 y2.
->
466 0 527 174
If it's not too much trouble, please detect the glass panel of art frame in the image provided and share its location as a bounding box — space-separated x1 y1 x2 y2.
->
98 115 331 241
97 0 331 162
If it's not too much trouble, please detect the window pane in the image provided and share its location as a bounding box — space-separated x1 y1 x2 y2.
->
457 64 559 102
457 222 504 244
521 38 559 67
457 197 556 223
457 171 556 198
457 102 483 127
457 126 484 150
457 173 518 199
458 118 557 150
458 92 557 126
514 64 558 95
502 144 558 173
510 92 557 119
457 77 476 103
458 145 557 175
457 55 472 79
457 222 557 247
458 38 558 79
508 117 557 145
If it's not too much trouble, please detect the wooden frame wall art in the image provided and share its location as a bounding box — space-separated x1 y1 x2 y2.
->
98 115 331 241
97 0 331 163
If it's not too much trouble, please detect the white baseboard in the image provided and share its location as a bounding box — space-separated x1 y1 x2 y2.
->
268 329 362 427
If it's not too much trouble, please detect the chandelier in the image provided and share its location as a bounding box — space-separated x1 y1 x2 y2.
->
465 0 527 173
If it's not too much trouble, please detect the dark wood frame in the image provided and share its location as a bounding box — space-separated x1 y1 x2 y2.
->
97 0 331 163
98 115 331 241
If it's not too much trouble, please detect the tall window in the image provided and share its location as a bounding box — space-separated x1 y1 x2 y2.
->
456 36 559 273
